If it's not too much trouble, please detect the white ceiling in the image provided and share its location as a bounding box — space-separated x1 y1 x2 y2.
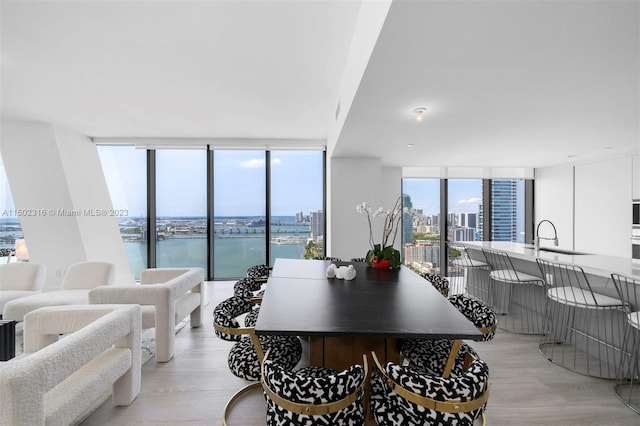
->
1 0 639 169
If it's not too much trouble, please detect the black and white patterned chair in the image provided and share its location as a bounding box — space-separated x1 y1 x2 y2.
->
401 295 497 376
370 350 490 425
313 256 343 262
246 263 270 284
233 278 262 327
261 350 368 425
420 273 450 297
350 257 366 263
213 296 302 425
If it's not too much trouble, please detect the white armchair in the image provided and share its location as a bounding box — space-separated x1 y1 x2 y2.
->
2 261 116 322
0 262 46 317
89 267 204 363
0 304 141 426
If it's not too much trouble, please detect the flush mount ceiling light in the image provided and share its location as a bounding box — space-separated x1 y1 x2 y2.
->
412 107 427 121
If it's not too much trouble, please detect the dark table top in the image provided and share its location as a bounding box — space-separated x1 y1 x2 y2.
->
255 259 483 340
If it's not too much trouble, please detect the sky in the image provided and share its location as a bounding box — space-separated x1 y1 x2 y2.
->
403 178 483 216
97 146 323 217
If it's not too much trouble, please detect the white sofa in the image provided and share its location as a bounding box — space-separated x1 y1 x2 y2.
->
0 262 46 317
89 267 204 363
3 261 115 322
0 304 141 426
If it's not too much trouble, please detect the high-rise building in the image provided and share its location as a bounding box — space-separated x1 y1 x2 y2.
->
402 193 414 250
492 180 518 242
310 210 324 240
459 212 477 230
404 240 441 269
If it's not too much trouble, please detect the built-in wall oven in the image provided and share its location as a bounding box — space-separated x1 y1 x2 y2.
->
633 200 640 259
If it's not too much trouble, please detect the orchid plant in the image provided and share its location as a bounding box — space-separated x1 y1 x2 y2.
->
356 196 410 269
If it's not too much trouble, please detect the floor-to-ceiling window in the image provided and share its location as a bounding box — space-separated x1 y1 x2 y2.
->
0 155 23 258
99 145 325 280
492 179 526 243
213 150 267 279
402 176 529 291
401 179 441 274
447 179 483 293
269 150 324 264
156 149 207 271
97 146 147 279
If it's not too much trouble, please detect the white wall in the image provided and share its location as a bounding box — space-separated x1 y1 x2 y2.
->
534 166 574 250
328 157 403 261
535 154 634 257
574 156 631 257
0 122 134 288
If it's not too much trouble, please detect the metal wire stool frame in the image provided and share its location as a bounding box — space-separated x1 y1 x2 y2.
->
482 248 546 334
537 260 627 379
611 273 640 413
449 243 491 302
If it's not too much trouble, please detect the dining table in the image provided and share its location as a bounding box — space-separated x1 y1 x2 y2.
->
256 258 483 370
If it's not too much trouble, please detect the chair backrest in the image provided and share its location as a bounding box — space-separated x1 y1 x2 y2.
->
313 256 342 262
611 273 640 312
261 351 367 425
246 264 270 283
62 261 116 290
448 294 497 341
0 262 46 291
420 273 450 297
370 351 490 425
482 248 524 281
449 242 487 268
536 259 617 307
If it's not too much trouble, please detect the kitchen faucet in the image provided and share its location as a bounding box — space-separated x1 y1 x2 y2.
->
535 219 559 251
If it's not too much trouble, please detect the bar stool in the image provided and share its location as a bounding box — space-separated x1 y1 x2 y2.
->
482 248 545 334
537 260 627 379
449 243 491 302
612 273 640 413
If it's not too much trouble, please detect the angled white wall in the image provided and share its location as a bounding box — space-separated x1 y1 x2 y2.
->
0 122 134 288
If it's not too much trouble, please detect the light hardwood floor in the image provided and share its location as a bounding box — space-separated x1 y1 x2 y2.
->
82 280 640 425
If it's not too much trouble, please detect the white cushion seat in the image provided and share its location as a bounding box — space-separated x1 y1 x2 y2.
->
2 261 115 322
453 258 488 268
490 269 543 285
4 289 92 321
548 286 625 308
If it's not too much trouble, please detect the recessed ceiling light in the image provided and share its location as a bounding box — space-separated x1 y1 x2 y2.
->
603 146 613 150
407 144 415 148
412 107 427 121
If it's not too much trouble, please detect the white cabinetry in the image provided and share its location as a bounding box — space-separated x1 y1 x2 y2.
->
633 155 640 200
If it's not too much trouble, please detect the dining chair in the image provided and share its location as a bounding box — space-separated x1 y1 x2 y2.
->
537 259 627 379
401 294 497 377
213 295 302 425
482 248 545 334
611 273 640 413
246 263 270 284
261 350 368 425
370 350 491 425
419 273 450 297
233 277 263 327
312 256 342 262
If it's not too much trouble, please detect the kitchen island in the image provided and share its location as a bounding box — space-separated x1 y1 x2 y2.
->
463 241 640 379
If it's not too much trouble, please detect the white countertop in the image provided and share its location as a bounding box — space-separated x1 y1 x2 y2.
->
464 241 640 280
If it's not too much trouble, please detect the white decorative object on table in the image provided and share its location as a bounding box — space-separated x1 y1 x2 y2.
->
326 263 337 278
344 265 357 281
